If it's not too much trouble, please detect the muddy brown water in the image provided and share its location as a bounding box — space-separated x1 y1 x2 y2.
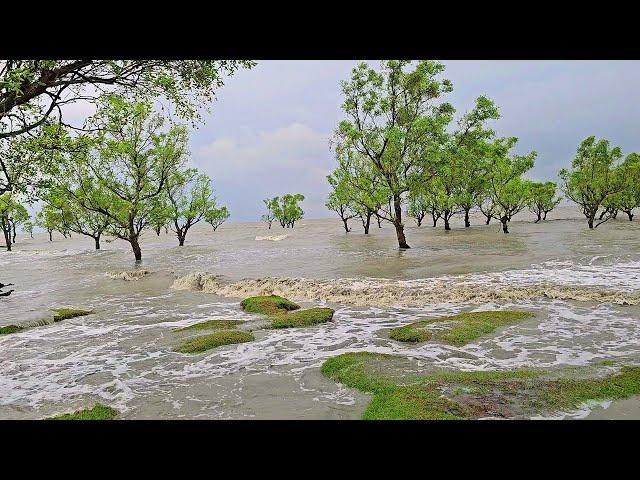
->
1 205 639 419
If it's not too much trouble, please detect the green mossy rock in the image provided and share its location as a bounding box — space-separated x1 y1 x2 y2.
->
0 325 24 335
321 352 640 420
51 308 94 322
174 330 255 353
49 403 119 420
390 310 533 346
240 295 300 315
270 307 334 329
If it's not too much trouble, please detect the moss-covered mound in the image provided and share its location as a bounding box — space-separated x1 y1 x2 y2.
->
0 325 24 335
175 319 245 332
239 294 334 329
240 295 300 315
321 351 640 420
174 330 255 354
270 307 334 329
52 308 94 322
49 403 119 420
389 310 533 346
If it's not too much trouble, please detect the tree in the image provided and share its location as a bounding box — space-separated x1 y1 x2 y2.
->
165 168 222 246
0 60 254 141
261 198 277 229
55 96 187 261
335 60 454 248
267 194 305 228
326 188 357 233
602 153 640 221
487 138 537 233
429 96 500 230
327 151 389 234
43 186 112 249
528 181 561 222
559 137 627 229
205 206 230 231
8 201 29 244
35 205 60 241
0 193 16 250
407 191 429 226
23 219 34 238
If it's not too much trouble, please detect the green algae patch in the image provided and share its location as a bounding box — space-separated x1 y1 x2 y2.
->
240 295 300 315
270 307 334 329
174 330 255 354
390 310 533 346
51 308 94 322
321 351 640 420
175 319 245 332
0 325 24 335
49 403 119 420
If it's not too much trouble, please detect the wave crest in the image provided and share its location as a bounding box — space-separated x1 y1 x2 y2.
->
169 274 640 306
106 270 151 281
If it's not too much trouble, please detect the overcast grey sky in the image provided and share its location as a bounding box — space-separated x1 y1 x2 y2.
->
186 60 640 222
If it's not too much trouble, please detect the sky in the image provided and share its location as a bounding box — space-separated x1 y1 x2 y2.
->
69 60 640 222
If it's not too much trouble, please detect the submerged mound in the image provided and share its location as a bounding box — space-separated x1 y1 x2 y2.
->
175 319 245 332
389 310 533 346
271 307 334 329
321 352 640 420
106 270 151 281
240 294 334 329
174 330 255 353
52 308 94 322
240 295 300 315
0 325 24 335
49 403 119 420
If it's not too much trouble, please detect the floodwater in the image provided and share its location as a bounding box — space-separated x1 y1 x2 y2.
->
1 205 639 419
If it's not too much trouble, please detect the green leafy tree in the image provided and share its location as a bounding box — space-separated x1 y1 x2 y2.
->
487 138 537 233
205 206 230 231
528 181 561 222
261 198 278 229
55 96 187 261
43 186 112 249
559 137 628 229
23 219 34 238
35 205 61 241
602 153 640 221
165 168 222 246
326 187 357 233
335 60 454 248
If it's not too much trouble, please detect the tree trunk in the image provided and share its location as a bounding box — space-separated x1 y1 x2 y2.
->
625 210 634 221
543 211 548 220
363 212 371 234
393 194 409 249
2 225 11 252
501 216 509 234
464 208 471 228
130 235 142 262
95 235 101 250
598 209 607 220
155 226 161 236
376 215 382 228
49 230 53 241
431 210 438 227
443 210 451 231
612 210 618 219
342 218 350 233
587 216 594 229
534 212 541 223
12 223 16 243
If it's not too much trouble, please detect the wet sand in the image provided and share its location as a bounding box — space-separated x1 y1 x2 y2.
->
1 205 639 419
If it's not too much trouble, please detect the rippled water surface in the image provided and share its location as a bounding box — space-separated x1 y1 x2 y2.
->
1 206 639 419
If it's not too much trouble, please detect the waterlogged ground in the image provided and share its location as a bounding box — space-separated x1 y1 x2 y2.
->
1 206 640 419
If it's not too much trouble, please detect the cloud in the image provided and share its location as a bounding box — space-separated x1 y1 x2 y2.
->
193 123 334 221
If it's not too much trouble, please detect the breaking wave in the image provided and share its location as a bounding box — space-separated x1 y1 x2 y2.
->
171 270 640 307
106 270 151 281
255 234 288 241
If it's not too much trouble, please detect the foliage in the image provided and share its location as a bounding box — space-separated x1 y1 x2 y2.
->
528 181 561 222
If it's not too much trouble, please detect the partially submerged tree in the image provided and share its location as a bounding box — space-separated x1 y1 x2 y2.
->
261 198 277 229
165 168 222 246
35 205 60 241
602 153 640 221
559 137 627 229
528 181 561 222
487 138 536 233
205 205 229 231
267 194 305 228
407 191 429 227
56 96 187 261
43 186 112 249
335 60 454 248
